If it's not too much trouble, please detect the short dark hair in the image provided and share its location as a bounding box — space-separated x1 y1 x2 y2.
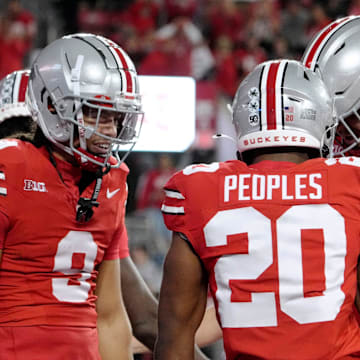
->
32 124 50 147
0 117 36 141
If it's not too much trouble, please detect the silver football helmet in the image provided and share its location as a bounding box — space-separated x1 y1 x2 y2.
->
302 15 360 156
232 59 336 157
0 70 31 123
27 33 143 169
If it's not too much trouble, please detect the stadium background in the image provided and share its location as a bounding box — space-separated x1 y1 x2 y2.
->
0 1 355 357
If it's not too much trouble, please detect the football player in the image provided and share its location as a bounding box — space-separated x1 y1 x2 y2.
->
0 34 144 360
0 69 211 359
302 14 360 324
0 69 35 140
302 15 360 157
155 59 360 359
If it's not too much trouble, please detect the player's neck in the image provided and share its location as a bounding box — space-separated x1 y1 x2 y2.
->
251 151 310 165
52 148 77 166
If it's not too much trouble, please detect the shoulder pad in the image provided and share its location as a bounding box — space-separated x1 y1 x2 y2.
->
0 139 30 166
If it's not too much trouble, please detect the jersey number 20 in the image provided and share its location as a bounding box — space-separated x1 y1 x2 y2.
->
204 204 346 327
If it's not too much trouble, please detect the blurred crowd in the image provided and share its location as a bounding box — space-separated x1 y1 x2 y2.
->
75 0 354 99
2 0 356 101
0 0 359 307
0 0 36 78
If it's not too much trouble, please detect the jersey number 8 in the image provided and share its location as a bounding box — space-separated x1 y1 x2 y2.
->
52 231 97 303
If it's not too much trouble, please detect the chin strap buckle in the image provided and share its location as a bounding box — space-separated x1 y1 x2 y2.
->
76 197 100 223
75 165 110 223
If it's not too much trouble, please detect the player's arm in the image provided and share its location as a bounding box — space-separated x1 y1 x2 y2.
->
121 255 158 351
195 305 222 348
132 336 151 354
96 258 132 360
122 255 210 358
154 232 208 360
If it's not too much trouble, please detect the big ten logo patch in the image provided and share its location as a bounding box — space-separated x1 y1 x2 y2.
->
24 180 47 192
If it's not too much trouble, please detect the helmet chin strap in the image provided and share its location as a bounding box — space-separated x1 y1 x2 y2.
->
321 121 338 158
45 143 109 223
73 148 118 172
76 164 111 223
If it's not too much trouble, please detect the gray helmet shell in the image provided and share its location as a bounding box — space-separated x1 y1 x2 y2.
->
27 33 143 168
302 16 360 119
302 16 360 156
0 70 31 123
232 60 336 156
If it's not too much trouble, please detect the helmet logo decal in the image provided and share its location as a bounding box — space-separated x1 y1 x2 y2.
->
301 108 316 121
284 105 294 122
0 71 29 106
0 75 15 106
247 87 260 127
249 113 259 127
248 87 259 98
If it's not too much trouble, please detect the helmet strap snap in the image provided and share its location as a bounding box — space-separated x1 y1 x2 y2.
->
76 164 111 223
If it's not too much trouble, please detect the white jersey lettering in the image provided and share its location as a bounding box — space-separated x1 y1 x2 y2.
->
224 173 323 202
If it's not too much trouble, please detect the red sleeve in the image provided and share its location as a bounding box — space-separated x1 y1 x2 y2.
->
0 210 10 249
161 172 187 234
103 220 129 260
118 225 130 259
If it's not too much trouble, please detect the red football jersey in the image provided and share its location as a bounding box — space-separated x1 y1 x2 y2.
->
162 158 360 360
0 326 101 360
0 139 129 327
